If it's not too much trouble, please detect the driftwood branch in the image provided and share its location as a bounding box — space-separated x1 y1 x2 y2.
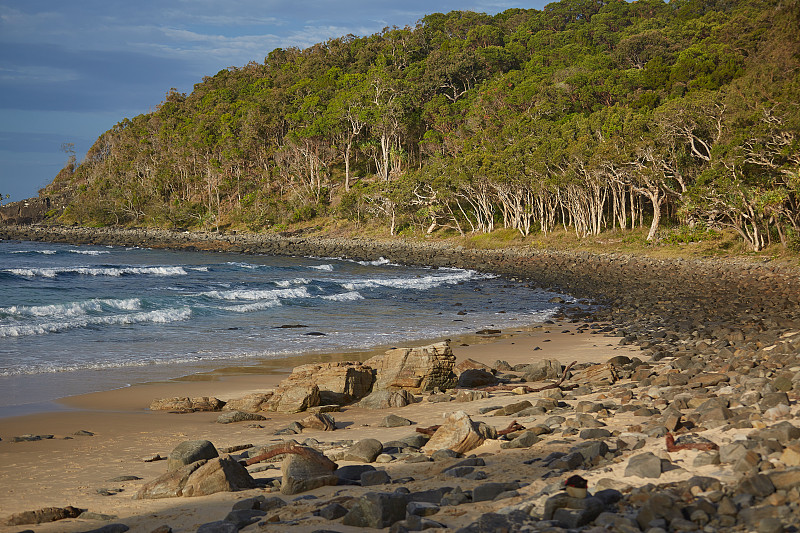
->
416 425 441 435
244 444 338 470
496 420 525 436
665 433 719 452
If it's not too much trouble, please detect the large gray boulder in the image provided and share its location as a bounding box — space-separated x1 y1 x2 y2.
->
136 456 256 499
343 439 384 463
167 440 219 472
181 456 257 497
522 359 562 382
280 446 339 495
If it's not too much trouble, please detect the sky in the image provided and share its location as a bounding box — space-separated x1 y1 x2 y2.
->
0 0 550 204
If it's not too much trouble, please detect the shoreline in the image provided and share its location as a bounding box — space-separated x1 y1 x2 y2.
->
3 224 800 531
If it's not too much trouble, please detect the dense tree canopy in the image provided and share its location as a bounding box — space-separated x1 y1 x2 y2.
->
48 0 800 251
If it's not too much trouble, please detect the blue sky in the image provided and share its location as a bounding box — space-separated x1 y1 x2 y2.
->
0 1 548 203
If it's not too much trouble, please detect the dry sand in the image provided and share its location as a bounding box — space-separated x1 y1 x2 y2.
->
0 320 638 532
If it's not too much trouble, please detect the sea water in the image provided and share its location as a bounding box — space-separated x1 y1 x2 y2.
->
0 240 567 416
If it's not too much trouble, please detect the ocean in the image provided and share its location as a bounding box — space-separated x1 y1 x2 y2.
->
0 240 566 416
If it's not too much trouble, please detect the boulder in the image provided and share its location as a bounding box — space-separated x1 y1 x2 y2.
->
379 414 414 427
299 412 336 431
343 439 384 463
264 384 320 414
342 491 409 528
454 358 493 375
358 389 414 409
544 493 604 528
624 452 662 479
455 390 489 402
149 396 225 412
136 456 256 499
422 411 490 455
457 369 497 388
181 456 257 497
281 450 338 495
167 440 219 472
364 341 456 393
216 411 267 424
522 359 562 382
222 393 273 413
136 461 207 499
5 506 84 526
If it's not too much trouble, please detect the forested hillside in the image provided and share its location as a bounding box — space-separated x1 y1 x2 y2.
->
45 0 800 251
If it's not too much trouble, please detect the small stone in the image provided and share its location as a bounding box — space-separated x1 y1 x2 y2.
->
379 414 414 428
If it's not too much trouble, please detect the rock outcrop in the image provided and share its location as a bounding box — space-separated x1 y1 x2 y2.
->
364 341 456 393
149 397 225 412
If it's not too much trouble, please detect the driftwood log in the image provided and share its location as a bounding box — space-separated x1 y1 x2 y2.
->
244 443 338 470
665 433 719 452
496 420 526 436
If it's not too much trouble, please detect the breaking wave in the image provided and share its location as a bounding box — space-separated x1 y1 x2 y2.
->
1 298 142 318
4 266 188 278
0 307 191 338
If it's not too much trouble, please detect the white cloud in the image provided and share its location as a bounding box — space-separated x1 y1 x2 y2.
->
0 66 79 83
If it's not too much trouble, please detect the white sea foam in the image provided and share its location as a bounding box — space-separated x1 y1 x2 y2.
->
68 249 110 255
0 307 191 338
356 257 396 266
342 269 479 291
275 278 311 288
310 264 334 271
223 300 283 312
10 249 58 255
321 291 364 302
4 266 188 278
227 261 260 269
202 286 311 301
1 298 141 318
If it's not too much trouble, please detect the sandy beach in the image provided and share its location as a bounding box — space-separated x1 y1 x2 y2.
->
0 320 635 532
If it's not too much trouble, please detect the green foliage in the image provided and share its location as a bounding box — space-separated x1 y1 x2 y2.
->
43 0 799 254
662 224 722 244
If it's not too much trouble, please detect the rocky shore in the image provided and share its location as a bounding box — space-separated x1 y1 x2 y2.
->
3 223 800 533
